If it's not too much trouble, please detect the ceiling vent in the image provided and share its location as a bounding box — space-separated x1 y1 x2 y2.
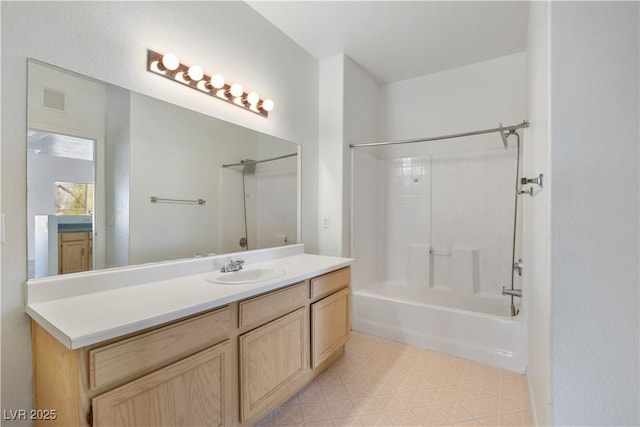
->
42 87 65 112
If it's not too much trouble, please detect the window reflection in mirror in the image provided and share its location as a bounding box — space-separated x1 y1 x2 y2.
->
27 60 300 279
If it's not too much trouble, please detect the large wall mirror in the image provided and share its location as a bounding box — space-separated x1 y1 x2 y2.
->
27 60 301 279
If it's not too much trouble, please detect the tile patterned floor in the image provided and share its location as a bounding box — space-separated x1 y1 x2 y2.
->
256 332 531 427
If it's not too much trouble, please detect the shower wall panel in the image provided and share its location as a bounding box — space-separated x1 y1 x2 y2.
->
431 148 516 295
351 150 383 291
354 145 517 297
256 165 298 249
383 156 431 285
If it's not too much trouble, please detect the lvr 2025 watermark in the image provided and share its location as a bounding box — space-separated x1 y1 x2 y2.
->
3 409 57 421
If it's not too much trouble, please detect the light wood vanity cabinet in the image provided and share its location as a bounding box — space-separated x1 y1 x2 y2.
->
58 231 92 274
311 286 351 368
31 266 351 426
239 307 309 422
92 341 232 427
238 281 309 329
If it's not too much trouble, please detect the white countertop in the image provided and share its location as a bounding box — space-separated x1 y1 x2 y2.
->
26 247 353 350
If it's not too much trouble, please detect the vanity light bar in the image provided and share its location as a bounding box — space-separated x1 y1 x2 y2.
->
146 50 274 118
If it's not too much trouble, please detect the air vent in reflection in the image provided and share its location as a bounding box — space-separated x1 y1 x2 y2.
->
43 87 65 112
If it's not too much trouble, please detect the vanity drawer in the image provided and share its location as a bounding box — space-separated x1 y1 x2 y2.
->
310 267 351 299
239 281 309 329
89 305 231 390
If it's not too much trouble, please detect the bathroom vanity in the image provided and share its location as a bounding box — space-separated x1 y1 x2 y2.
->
27 245 352 426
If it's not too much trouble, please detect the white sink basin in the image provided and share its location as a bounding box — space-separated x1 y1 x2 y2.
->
206 267 286 285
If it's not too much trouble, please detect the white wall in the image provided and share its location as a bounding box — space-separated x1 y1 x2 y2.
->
550 2 639 425
318 55 345 256
318 54 379 257
27 61 106 137
351 149 382 291
524 1 551 425
1 1 318 418
129 92 234 263
105 85 131 268
343 57 379 257
379 53 526 141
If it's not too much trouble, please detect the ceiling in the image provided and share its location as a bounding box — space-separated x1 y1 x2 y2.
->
247 1 530 84
28 130 94 161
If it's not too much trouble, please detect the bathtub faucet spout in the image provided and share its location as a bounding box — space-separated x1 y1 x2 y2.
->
502 287 522 298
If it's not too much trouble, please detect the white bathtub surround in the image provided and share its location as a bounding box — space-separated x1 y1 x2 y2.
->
407 243 431 288
351 147 523 372
26 243 353 349
353 148 517 298
352 289 527 373
450 245 480 294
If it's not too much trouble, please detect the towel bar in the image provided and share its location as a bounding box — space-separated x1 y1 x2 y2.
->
150 196 206 205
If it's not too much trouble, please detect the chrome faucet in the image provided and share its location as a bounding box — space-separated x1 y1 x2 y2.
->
220 259 245 273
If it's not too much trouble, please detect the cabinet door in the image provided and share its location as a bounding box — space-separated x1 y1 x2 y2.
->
239 307 309 423
92 340 231 427
58 232 88 274
311 287 351 368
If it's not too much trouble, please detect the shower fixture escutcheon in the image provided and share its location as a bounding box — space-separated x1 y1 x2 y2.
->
513 258 523 276
518 173 544 196
521 173 543 187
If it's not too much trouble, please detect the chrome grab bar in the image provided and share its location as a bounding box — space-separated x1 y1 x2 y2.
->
502 287 522 298
429 249 451 256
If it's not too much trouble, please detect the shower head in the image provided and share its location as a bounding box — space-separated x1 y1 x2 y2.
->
241 159 256 175
499 123 509 150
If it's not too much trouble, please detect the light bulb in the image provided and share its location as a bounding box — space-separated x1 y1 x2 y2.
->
161 53 180 71
230 84 243 98
247 92 260 106
175 71 188 84
211 74 225 89
216 89 228 99
150 61 162 73
262 99 274 112
196 80 209 91
187 65 204 82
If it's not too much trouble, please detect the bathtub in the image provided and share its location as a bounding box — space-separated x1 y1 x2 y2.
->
351 285 527 373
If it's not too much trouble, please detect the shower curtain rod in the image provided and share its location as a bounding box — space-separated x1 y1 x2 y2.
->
222 152 297 168
349 120 529 148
